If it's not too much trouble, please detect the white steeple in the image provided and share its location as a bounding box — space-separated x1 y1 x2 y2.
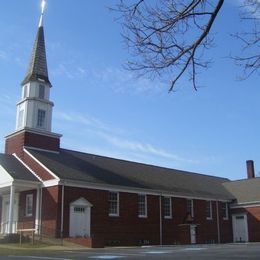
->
15 0 53 133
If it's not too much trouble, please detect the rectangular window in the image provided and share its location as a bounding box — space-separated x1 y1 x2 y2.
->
39 84 45 99
186 199 194 217
138 194 147 217
26 194 33 217
222 202 228 220
37 109 46 128
109 192 119 216
23 85 28 98
18 109 24 128
206 201 213 220
164 197 172 219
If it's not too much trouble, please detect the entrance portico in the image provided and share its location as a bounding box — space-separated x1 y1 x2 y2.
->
0 154 41 235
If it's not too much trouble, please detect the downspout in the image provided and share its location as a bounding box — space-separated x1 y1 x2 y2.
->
60 184 64 240
216 200 220 243
159 193 162 246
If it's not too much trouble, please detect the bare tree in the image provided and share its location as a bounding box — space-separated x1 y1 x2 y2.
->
115 0 259 91
232 0 260 80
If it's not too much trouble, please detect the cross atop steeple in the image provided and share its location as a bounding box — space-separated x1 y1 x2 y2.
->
39 0 46 28
22 0 50 85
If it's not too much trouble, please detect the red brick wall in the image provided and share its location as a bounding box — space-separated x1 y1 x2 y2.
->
41 186 60 237
5 131 60 155
60 186 233 246
5 132 25 157
18 190 37 230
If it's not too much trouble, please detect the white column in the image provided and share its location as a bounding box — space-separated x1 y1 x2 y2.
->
8 185 15 234
35 187 41 234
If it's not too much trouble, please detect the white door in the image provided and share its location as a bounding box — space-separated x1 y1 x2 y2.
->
69 198 92 238
232 214 248 242
190 225 196 244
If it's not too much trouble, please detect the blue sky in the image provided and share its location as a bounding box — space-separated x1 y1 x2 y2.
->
0 0 259 180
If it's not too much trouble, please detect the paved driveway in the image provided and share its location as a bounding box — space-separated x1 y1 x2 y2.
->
2 243 260 259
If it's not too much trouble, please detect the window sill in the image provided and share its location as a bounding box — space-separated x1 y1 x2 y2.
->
138 215 147 218
164 216 172 219
109 214 119 217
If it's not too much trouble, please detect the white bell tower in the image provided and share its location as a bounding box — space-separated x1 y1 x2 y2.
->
5 0 61 155
16 0 53 133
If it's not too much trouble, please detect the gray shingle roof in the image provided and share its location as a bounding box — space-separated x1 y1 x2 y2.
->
21 25 50 85
223 178 260 204
27 148 234 200
0 153 39 182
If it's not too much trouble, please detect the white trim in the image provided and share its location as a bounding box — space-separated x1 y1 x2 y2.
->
56 179 231 202
231 201 260 208
24 146 60 154
24 148 60 180
8 185 15 233
13 153 43 182
43 179 59 187
216 201 220 243
0 181 13 189
5 127 62 139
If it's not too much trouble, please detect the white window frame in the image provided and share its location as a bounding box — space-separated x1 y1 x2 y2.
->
138 194 147 218
186 199 194 217
163 197 172 219
25 194 33 217
37 109 46 128
206 200 213 220
108 191 119 217
222 202 229 220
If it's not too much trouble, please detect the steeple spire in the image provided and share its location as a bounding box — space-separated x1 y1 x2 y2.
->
21 0 50 85
39 0 46 28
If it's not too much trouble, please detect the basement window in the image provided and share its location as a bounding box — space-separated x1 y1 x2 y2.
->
109 191 119 216
25 194 33 217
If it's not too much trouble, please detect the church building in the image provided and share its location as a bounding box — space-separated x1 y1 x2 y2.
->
0 3 259 248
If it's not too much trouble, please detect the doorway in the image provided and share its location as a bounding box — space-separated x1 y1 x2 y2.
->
232 214 248 242
69 197 92 238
